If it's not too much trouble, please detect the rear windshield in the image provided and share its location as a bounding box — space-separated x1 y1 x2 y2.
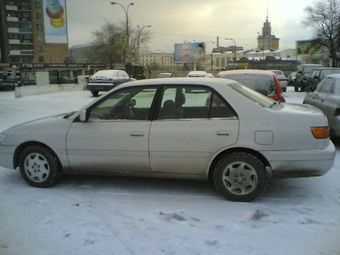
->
220 73 275 96
229 83 281 109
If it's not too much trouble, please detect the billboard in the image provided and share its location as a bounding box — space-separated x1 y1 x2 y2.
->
43 0 68 44
174 42 205 63
296 40 317 55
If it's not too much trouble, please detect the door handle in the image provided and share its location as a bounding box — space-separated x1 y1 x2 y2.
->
216 131 231 136
130 132 144 137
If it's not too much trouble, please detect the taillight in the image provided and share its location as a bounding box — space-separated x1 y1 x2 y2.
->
334 108 340 116
311 126 330 139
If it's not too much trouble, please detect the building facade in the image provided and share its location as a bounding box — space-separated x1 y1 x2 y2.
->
0 0 69 64
257 14 279 51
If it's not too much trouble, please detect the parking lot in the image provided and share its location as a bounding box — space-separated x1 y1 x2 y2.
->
0 87 339 255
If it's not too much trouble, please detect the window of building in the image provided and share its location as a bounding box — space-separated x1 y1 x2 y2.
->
35 2 41 8
39 56 44 62
36 24 43 30
36 13 42 19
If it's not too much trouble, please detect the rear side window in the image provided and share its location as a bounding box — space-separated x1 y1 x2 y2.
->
158 86 236 120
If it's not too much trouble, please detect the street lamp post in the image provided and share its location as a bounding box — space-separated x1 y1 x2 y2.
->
205 41 215 71
225 38 236 69
136 25 151 64
110 1 134 68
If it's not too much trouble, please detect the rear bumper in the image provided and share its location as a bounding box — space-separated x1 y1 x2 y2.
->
262 142 336 178
87 83 115 92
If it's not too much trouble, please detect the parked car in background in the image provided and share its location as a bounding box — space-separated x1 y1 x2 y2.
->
187 71 210 77
21 76 36 86
295 64 323 92
0 78 335 202
87 70 134 97
303 67 340 91
303 73 340 138
216 69 286 102
269 70 288 92
157 73 175 78
207 73 215 78
288 72 296 86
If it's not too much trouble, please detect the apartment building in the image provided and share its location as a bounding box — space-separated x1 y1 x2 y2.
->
0 0 69 64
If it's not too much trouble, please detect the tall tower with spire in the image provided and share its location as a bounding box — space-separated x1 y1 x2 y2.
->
257 10 280 51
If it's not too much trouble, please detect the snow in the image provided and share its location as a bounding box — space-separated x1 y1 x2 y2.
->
0 87 340 255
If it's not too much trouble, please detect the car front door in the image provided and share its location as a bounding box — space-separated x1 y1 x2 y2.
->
66 86 158 173
149 86 239 176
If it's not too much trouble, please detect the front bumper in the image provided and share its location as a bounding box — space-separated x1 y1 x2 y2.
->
262 142 336 178
0 145 16 170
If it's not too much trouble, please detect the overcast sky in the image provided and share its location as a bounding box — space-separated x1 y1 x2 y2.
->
65 0 315 53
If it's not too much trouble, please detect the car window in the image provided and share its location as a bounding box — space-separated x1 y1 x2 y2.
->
158 86 236 120
221 73 276 96
89 87 157 121
320 78 334 93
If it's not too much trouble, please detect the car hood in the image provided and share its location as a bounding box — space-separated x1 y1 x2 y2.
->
1 112 74 148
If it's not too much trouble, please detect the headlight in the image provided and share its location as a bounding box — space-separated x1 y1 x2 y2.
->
0 134 6 143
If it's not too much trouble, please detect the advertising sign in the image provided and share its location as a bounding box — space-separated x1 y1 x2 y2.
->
296 40 317 55
174 42 205 63
43 0 68 44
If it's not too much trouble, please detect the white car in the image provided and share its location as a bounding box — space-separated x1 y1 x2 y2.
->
187 71 211 77
0 78 335 202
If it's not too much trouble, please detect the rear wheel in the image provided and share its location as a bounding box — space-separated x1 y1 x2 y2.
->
213 152 268 202
19 145 62 188
91 91 99 97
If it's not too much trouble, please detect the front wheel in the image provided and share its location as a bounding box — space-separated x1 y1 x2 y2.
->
19 145 62 188
213 152 268 202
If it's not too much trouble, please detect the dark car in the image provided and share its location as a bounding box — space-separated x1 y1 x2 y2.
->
303 73 340 137
303 67 340 91
295 64 322 92
216 69 286 102
87 70 134 97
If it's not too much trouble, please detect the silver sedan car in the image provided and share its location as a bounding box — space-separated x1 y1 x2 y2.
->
303 73 340 137
0 78 335 202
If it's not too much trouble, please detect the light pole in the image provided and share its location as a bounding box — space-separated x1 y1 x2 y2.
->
205 41 215 71
225 38 236 69
136 25 151 64
110 1 134 68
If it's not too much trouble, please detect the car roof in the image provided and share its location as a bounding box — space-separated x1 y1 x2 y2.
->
324 73 340 78
311 67 340 71
217 69 274 76
117 77 236 89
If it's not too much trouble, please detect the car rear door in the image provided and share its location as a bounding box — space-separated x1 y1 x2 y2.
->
149 85 239 176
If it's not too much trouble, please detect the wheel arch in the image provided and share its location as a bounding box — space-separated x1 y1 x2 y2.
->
14 141 62 170
208 147 271 181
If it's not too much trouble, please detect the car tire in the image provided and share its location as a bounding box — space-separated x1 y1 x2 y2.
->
19 145 62 188
213 152 268 202
91 91 99 97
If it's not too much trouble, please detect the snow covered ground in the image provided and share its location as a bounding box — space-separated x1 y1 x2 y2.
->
0 87 339 255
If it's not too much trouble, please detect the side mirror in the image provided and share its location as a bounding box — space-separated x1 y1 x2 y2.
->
79 109 87 122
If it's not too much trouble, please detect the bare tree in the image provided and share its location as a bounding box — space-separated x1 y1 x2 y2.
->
87 21 125 69
303 0 340 66
87 20 152 69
